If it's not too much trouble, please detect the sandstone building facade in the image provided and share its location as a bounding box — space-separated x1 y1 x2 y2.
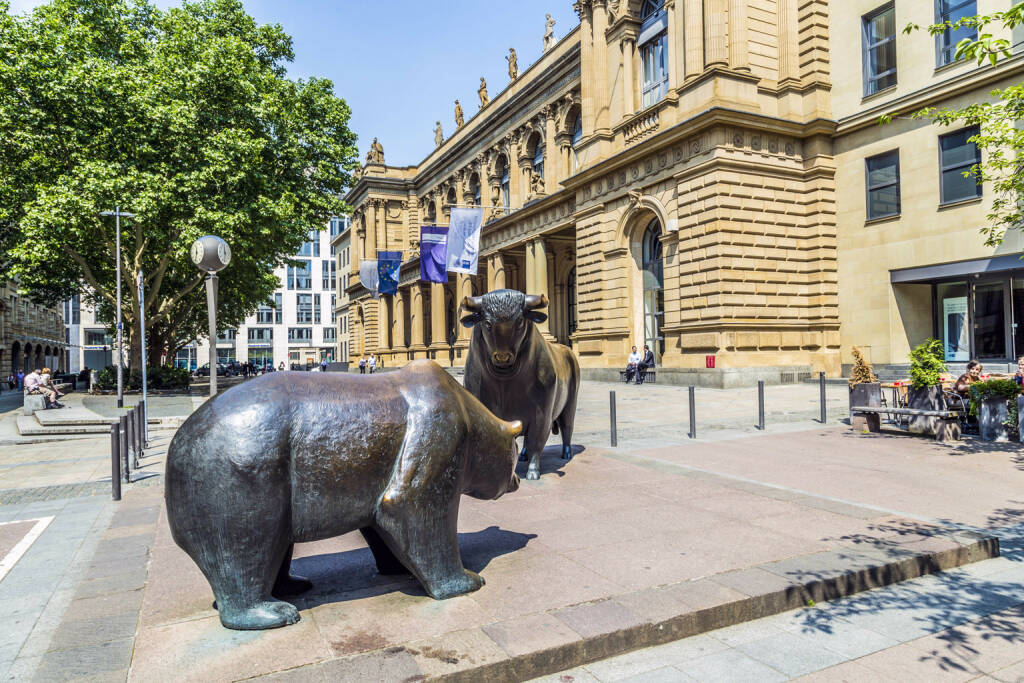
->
2 280 68 378
344 0 1023 384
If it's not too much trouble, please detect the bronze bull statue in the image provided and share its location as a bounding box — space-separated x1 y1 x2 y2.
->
165 360 522 630
461 289 580 480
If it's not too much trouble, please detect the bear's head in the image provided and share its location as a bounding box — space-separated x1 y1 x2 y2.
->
463 417 522 500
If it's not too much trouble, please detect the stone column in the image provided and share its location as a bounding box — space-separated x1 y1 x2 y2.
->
664 0 680 90
374 199 387 252
488 252 506 291
684 0 705 77
728 0 749 71
393 288 407 351
592 0 610 133
531 239 552 337
377 298 389 350
577 1 596 135
777 0 798 84
621 37 636 118
524 242 536 295
350 211 362 276
670 0 686 87
544 109 558 194
410 283 426 352
430 282 447 350
507 136 521 209
365 202 377 260
704 0 728 67
457 275 472 343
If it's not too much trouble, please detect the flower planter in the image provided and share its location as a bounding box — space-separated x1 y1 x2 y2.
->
907 385 943 436
849 382 881 431
978 397 1009 442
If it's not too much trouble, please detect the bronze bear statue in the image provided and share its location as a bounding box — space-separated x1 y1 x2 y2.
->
165 360 522 630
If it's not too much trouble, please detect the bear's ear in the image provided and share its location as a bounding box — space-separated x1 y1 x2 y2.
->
524 310 547 324
460 312 482 328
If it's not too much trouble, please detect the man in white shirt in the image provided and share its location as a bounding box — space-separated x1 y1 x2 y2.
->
24 368 60 408
368 354 377 374
624 346 641 383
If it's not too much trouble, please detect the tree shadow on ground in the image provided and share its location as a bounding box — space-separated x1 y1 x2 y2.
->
289 525 536 609
785 519 1024 678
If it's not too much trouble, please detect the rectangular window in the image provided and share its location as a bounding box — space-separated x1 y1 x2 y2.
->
863 5 897 96
275 293 282 324
939 126 981 204
256 300 275 325
314 294 322 324
84 328 111 346
296 231 320 258
331 294 337 324
323 327 337 343
288 327 312 343
216 329 236 342
322 261 337 290
288 261 312 290
865 150 900 220
936 0 977 66
640 14 669 110
248 328 273 343
296 293 313 323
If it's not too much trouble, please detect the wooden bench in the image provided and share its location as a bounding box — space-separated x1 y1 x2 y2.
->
618 370 657 384
851 405 963 441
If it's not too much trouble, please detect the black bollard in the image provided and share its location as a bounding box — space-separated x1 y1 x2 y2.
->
819 372 827 424
110 423 122 501
126 408 136 469
757 380 765 431
119 414 130 483
688 386 696 439
609 390 617 447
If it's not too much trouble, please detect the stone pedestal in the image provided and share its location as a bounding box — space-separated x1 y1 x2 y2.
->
979 397 1009 442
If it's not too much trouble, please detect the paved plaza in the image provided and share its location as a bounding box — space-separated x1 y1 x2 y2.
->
0 380 1022 681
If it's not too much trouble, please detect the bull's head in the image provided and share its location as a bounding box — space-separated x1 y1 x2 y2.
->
461 289 547 374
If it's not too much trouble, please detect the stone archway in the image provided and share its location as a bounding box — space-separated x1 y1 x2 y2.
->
11 341 20 375
616 193 671 361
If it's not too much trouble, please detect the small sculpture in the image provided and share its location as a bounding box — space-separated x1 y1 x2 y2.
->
544 14 556 51
478 77 490 107
455 99 465 128
434 121 444 147
366 137 385 164
165 361 523 630
461 290 580 480
506 48 519 80
530 169 545 197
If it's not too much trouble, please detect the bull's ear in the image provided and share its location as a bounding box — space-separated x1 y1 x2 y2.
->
524 310 547 323
460 313 482 328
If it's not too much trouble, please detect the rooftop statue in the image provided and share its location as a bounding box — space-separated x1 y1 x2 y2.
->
506 47 519 80
435 121 444 147
366 137 384 165
544 14 556 51
478 77 490 107
455 99 465 128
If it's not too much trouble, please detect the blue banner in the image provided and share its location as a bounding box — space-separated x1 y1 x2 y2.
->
419 226 449 283
377 250 402 295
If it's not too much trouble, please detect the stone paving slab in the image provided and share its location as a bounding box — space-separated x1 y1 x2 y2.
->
127 442 999 683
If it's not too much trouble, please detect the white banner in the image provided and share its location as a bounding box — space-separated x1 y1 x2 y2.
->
359 259 380 299
446 208 483 275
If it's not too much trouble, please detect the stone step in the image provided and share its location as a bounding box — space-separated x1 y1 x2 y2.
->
15 416 112 436
16 413 185 436
33 409 163 427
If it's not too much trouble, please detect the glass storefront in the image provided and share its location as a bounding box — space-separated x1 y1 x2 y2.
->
933 274 1022 362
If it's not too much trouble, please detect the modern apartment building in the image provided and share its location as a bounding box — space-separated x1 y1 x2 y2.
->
332 224 352 364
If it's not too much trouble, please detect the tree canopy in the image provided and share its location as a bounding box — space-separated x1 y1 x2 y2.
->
886 6 1024 248
0 0 358 363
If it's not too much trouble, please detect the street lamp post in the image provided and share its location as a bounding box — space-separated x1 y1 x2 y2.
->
100 208 136 409
190 236 232 398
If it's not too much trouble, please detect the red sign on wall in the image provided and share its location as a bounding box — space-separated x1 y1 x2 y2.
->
705 355 716 369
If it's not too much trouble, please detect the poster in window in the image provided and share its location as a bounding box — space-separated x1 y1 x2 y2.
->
943 297 969 362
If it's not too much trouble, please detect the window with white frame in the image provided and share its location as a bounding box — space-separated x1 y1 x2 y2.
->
862 4 897 96
314 293 321 324
640 0 668 109
288 327 312 343
296 294 313 323
936 0 976 66
288 261 312 290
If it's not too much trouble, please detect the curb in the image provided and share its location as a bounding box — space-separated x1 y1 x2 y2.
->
321 530 999 682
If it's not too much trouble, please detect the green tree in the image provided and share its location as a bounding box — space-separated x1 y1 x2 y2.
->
883 6 1024 248
0 0 358 365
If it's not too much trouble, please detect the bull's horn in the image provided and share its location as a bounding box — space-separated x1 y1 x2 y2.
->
505 420 523 438
524 294 548 310
461 295 484 312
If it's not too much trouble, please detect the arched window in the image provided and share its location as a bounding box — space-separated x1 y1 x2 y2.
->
640 0 668 108
571 113 583 171
641 219 665 359
567 266 578 345
499 156 510 209
470 173 481 206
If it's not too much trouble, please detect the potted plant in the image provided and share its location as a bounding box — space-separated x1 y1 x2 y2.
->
907 339 947 435
968 378 1020 442
848 346 881 430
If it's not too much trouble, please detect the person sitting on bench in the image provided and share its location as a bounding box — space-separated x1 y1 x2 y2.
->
41 367 66 405
624 345 641 383
24 368 62 409
637 344 655 385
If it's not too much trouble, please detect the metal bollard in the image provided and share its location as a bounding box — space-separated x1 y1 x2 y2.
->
110 424 122 501
126 408 136 469
757 380 765 431
133 407 142 468
609 390 618 447
140 400 148 447
819 372 827 424
688 386 696 439
119 414 130 482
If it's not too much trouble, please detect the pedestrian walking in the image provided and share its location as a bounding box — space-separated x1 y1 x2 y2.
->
359 357 366 374
368 354 376 374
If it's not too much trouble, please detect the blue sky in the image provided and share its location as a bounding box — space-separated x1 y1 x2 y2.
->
7 0 581 167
